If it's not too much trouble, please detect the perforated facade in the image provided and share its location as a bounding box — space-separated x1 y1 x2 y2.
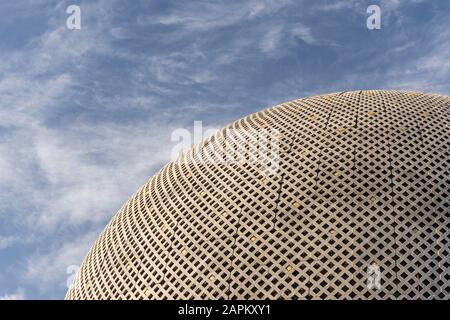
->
66 90 449 300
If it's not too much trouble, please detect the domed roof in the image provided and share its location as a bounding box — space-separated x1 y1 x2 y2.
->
66 90 450 300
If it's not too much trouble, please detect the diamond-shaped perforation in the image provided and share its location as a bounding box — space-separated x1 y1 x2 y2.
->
66 91 450 300
164 232 235 299
230 229 309 299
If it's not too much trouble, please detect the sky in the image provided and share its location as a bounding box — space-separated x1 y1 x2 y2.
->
0 0 450 300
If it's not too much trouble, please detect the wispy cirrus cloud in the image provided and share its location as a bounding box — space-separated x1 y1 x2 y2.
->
0 288 25 300
0 236 18 250
24 230 99 297
140 0 293 31
1 0 450 300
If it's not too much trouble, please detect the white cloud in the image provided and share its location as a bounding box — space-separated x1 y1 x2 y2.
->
140 0 293 31
0 0 177 298
313 0 424 13
260 23 316 54
313 1 358 12
382 16 450 94
30 122 171 227
0 0 448 300
260 25 283 53
24 231 98 294
290 24 315 45
110 27 133 40
0 73 73 127
0 236 18 250
0 0 173 228
0 288 25 300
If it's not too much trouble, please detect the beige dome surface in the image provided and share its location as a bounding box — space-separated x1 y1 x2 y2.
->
66 90 449 300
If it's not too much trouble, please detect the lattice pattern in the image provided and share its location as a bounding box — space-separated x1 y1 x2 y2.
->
66 90 450 300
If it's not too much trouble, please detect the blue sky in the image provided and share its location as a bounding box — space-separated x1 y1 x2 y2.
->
0 0 450 300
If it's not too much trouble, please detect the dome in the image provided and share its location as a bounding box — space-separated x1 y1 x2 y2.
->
66 90 449 300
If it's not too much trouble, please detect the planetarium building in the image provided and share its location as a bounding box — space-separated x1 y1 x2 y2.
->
66 90 449 300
